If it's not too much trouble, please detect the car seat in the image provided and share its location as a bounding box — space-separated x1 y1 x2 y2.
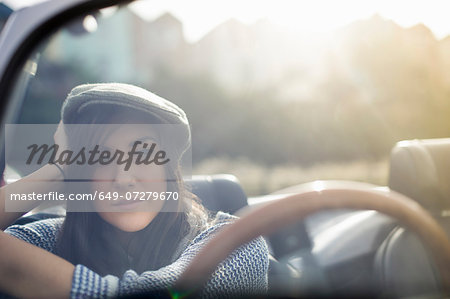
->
375 138 450 297
185 174 248 214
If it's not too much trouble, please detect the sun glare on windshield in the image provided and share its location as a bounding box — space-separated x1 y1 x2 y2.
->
11 0 450 196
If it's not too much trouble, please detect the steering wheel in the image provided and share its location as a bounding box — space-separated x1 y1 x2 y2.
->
174 181 450 296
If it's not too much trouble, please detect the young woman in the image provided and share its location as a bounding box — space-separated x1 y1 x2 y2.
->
0 83 268 298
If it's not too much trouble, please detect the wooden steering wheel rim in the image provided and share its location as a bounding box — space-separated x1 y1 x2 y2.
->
175 180 450 294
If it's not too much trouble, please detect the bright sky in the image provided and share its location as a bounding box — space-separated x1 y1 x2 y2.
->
4 0 450 42
130 0 450 42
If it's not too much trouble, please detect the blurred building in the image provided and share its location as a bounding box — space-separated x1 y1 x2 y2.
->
0 3 13 32
44 8 188 85
133 11 187 82
41 6 450 103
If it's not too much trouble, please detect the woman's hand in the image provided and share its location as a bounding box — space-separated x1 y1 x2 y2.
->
54 120 68 152
52 120 68 178
0 122 67 230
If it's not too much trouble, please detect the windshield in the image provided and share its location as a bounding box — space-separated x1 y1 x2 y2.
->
1 1 449 298
6 0 450 196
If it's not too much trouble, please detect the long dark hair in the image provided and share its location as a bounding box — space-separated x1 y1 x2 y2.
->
55 105 208 276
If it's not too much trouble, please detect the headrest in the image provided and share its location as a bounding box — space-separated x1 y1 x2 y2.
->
389 138 450 212
185 174 248 214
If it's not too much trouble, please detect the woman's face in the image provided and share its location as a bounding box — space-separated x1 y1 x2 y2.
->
92 125 167 232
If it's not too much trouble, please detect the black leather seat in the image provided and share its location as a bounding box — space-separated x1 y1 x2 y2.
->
374 138 450 297
375 227 441 297
185 174 248 214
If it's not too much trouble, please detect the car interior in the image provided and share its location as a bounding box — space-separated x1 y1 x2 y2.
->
9 139 450 297
1 0 450 298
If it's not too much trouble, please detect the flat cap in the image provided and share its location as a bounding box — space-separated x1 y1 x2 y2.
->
61 83 191 156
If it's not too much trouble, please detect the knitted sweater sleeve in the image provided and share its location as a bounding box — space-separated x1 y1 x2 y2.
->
71 217 269 298
4 214 269 298
4 217 64 253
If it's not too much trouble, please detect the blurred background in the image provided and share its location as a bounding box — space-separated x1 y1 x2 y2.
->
3 0 450 195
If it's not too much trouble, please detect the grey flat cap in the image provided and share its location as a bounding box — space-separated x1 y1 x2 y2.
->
61 83 191 155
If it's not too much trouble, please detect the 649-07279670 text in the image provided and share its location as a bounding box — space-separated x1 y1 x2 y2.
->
8 191 179 201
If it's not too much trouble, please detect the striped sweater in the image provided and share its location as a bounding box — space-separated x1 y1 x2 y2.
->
4 212 269 298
